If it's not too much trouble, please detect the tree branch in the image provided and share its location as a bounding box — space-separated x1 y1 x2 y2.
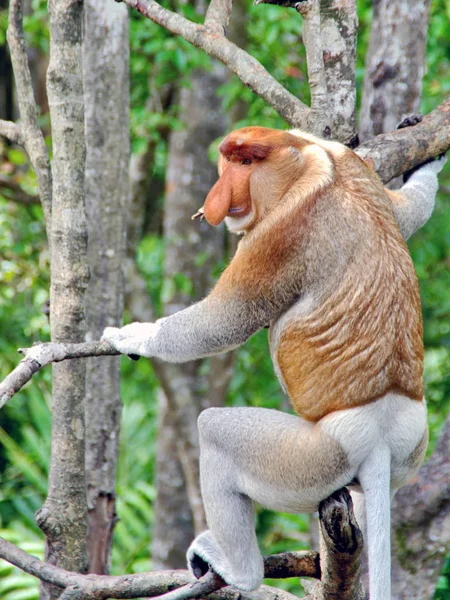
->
0 534 316 600
7 0 52 227
0 174 40 204
0 119 24 145
120 0 310 127
122 0 449 178
357 94 450 182
0 341 119 409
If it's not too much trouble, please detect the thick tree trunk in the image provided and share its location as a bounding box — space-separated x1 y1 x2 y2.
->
319 0 357 143
83 1 130 575
391 415 450 600
151 64 230 568
359 0 431 141
36 0 89 597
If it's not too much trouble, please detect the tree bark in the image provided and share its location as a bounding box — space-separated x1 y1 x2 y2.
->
151 64 230 568
390 415 450 600
36 0 89 597
83 0 130 575
359 0 431 142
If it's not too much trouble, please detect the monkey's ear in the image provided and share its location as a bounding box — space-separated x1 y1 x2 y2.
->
203 169 233 226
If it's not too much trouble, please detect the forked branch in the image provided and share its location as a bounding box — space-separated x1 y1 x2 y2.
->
120 0 310 127
0 533 318 600
6 0 52 225
0 341 119 408
0 489 363 598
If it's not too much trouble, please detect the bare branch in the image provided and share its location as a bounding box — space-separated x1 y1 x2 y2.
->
0 174 40 204
357 94 450 183
0 341 119 409
264 550 320 579
7 0 52 226
0 534 314 600
121 0 310 127
0 119 24 145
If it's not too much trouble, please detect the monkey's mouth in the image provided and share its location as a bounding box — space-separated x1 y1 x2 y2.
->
227 205 250 218
191 204 248 223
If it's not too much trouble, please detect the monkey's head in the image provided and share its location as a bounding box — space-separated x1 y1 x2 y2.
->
196 127 311 234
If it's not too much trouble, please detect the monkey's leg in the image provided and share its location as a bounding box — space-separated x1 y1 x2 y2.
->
187 407 356 591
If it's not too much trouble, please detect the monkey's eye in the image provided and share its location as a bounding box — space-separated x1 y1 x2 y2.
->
241 158 252 165
225 156 231 162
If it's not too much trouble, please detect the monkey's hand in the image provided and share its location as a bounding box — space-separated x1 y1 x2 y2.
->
101 322 161 358
403 153 447 183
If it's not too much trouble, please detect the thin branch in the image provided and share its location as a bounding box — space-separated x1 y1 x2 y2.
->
0 341 119 408
121 0 310 128
0 174 40 204
7 0 52 228
0 534 315 600
0 119 24 145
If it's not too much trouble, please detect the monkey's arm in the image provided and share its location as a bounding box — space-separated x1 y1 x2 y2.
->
102 297 259 362
387 156 447 240
102 244 301 362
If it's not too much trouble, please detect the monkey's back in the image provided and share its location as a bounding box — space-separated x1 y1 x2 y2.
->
271 174 424 422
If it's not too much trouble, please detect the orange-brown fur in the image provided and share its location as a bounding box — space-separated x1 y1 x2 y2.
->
203 127 423 422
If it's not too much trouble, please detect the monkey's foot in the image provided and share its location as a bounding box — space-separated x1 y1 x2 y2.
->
397 114 423 129
187 531 264 592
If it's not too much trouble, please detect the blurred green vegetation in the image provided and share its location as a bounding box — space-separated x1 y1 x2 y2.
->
0 0 449 598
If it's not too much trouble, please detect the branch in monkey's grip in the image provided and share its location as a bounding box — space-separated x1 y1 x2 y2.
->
396 114 447 183
0 341 122 409
0 532 317 600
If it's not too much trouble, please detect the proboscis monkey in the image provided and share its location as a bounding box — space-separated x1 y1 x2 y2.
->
103 127 446 600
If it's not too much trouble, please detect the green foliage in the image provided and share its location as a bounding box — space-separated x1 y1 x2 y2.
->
130 4 210 157
0 529 43 600
434 555 450 600
218 0 309 130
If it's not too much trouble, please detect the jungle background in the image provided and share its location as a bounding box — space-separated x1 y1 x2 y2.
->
0 0 449 598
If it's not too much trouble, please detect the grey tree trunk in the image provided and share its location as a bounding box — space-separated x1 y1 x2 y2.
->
151 65 230 569
36 0 89 598
391 416 450 600
359 0 431 141
83 1 130 575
